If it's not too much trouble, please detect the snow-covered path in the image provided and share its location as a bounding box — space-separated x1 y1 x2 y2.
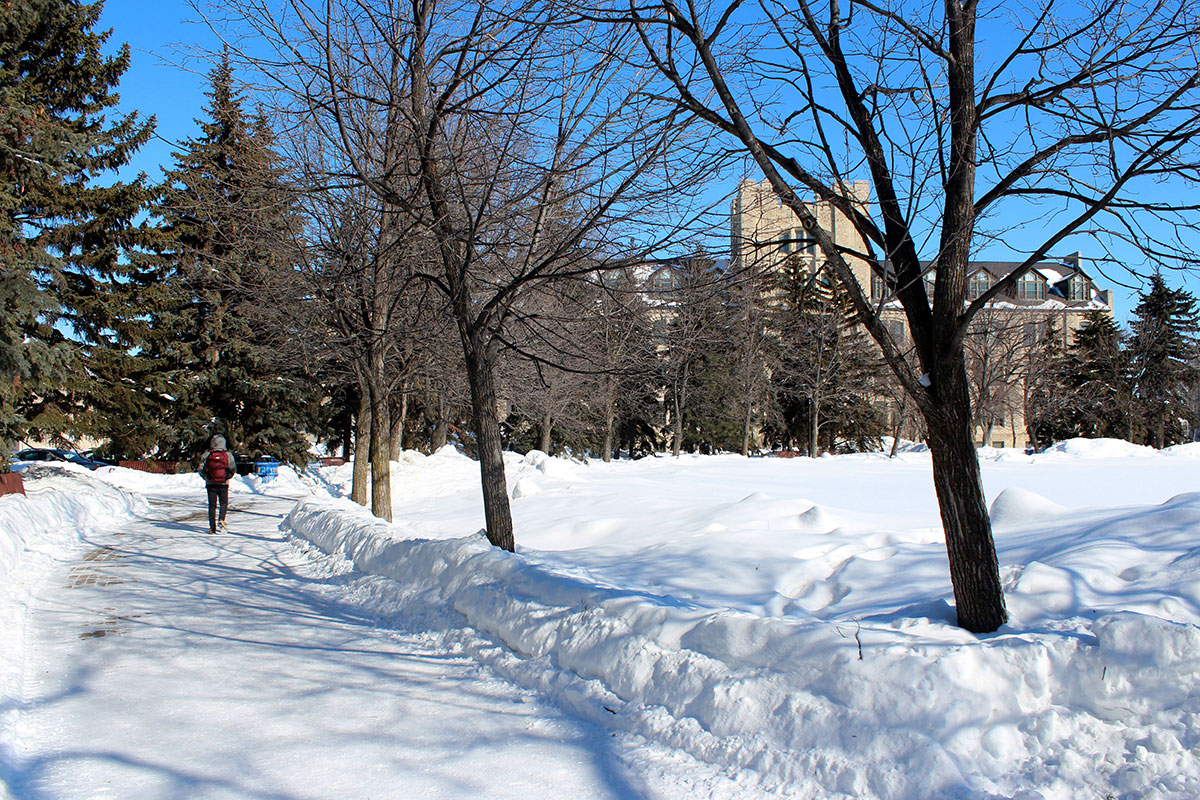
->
6 492 685 800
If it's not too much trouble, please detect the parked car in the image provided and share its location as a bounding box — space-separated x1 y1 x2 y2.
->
11 448 109 471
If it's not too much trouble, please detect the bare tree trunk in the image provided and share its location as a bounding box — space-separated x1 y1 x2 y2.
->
431 392 448 451
539 408 552 453
368 375 393 521
601 380 615 463
922 365 1008 633
808 392 819 457
463 337 514 551
390 385 408 461
671 389 684 457
741 396 753 456
671 366 688 457
890 394 907 457
351 387 371 507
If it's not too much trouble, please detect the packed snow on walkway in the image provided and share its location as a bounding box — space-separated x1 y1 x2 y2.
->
3 440 1200 799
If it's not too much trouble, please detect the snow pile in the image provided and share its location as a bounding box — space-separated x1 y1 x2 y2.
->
284 441 1200 799
0 465 149 758
1042 437 1158 459
99 462 314 498
1166 442 1200 458
1 465 149 584
988 486 1069 528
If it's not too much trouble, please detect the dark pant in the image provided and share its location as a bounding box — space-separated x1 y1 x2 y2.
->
206 483 229 530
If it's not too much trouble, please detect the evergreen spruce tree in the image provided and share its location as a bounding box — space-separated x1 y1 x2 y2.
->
0 0 153 454
1128 274 1200 448
151 52 313 464
1067 311 1131 439
767 257 884 454
1023 321 1073 449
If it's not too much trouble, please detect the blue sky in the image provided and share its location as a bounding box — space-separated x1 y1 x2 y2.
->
99 0 218 181
96 1 1194 322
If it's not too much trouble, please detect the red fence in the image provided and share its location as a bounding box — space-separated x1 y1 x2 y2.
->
118 460 179 474
0 473 25 497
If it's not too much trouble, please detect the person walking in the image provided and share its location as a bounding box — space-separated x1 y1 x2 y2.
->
198 435 237 533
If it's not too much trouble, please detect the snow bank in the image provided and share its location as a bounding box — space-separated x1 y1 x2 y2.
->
1 465 149 585
283 489 1200 799
1042 437 1158 459
0 465 150 783
99 462 315 497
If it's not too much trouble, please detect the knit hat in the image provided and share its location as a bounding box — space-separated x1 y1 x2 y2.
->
211 435 227 450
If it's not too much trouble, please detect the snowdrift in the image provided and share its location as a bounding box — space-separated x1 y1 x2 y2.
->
284 485 1200 800
0 464 149 589
0 465 151 781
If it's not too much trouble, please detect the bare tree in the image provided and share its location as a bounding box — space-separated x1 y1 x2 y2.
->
963 310 1038 447
584 269 657 461
613 0 1200 631
299 181 446 519
501 287 600 455
212 0 711 548
728 264 773 455
653 253 732 456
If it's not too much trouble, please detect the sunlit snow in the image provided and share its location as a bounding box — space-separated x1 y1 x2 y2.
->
2 439 1198 799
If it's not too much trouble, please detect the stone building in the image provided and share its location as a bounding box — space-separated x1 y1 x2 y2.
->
729 178 1113 449
731 178 874 288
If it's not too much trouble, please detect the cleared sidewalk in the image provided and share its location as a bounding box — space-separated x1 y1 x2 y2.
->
6 492 658 800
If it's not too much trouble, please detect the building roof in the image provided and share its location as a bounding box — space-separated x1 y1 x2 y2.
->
900 253 1109 309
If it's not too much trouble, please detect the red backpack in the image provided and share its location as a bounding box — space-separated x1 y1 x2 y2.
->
205 450 231 483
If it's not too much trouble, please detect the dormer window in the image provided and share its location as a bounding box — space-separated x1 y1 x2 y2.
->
1016 272 1046 300
1069 277 1090 301
968 272 993 300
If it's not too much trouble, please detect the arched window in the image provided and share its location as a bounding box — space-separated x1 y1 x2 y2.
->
968 272 992 300
1016 272 1046 300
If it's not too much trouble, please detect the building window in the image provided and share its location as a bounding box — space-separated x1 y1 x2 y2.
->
1024 318 1043 346
1070 278 1090 301
650 270 680 295
1016 272 1046 300
968 272 992 300
780 227 816 255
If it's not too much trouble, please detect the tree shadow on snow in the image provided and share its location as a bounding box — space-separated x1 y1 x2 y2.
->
10 514 658 800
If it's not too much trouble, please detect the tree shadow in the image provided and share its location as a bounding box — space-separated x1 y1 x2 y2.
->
7 504 659 800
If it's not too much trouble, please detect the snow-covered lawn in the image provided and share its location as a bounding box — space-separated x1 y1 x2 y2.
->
2 439 1199 799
